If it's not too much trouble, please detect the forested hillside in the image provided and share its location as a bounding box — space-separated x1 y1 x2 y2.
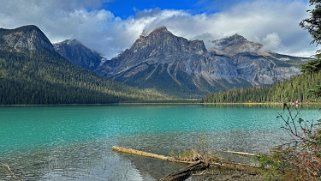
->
0 50 171 104
0 26 170 104
203 60 321 103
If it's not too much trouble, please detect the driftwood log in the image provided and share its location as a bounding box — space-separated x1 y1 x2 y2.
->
112 146 262 181
112 146 196 164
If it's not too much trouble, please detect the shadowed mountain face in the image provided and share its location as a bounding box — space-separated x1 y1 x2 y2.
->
97 27 306 98
54 39 103 71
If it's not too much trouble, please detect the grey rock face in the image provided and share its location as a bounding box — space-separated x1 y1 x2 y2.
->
231 52 302 85
0 25 54 53
209 34 264 56
98 27 306 97
54 39 102 70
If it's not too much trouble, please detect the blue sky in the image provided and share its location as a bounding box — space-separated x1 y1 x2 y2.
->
0 0 317 58
103 0 306 18
103 0 207 18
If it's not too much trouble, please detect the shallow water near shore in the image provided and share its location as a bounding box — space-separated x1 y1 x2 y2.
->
0 105 320 180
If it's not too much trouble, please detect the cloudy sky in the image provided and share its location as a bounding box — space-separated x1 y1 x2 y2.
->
0 0 318 58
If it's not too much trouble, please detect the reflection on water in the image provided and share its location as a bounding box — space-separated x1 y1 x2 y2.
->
0 139 183 180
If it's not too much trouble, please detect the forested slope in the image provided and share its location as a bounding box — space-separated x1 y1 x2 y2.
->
203 61 321 103
0 50 170 104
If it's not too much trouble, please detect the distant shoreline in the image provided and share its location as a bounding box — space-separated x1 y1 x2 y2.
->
202 102 321 106
0 102 320 107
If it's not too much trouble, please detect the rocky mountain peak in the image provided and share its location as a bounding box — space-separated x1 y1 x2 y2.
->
9 25 41 32
129 26 207 56
54 39 102 70
0 25 54 52
136 26 175 42
150 26 170 34
209 34 263 55
228 34 247 41
60 39 81 46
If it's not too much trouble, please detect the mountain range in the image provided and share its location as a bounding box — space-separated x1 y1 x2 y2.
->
0 25 310 102
95 27 307 97
0 25 169 104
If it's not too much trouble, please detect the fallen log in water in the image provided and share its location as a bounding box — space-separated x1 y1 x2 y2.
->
112 146 263 181
112 146 196 164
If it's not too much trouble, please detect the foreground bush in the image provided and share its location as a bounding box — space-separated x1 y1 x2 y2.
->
259 105 321 180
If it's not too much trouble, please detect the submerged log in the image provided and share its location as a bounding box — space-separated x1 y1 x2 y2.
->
160 161 209 181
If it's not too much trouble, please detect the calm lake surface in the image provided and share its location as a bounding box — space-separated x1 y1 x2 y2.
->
0 105 320 180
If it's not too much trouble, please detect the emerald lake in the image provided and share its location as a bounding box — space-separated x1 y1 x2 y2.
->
0 105 320 180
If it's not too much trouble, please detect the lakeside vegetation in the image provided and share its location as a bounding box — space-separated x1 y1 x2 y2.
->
256 105 321 180
202 61 321 103
202 50 321 105
259 2 321 179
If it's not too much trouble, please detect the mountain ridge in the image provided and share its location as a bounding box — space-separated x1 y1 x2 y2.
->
0 25 170 104
0 25 54 53
0 25 309 100
209 34 265 56
96 27 307 98
54 39 104 70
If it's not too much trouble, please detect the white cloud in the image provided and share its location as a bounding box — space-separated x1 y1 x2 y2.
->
262 33 282 51
0 0 318 58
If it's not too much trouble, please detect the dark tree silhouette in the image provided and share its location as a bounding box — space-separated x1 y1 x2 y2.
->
300 0 321 45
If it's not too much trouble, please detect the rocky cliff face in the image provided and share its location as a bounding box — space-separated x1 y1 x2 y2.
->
210 35 305 85
97 27 306 97
0 25 54 53
54 39 103 70
98 27 247 97
231 52 301 85
209 34 264 56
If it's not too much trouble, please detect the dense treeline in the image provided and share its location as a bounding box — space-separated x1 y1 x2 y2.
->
203 64 321 103
0 50 171 104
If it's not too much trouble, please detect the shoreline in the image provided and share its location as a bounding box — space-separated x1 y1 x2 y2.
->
0 102 321 107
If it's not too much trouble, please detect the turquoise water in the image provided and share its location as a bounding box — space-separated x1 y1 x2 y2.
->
0 105 320 180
